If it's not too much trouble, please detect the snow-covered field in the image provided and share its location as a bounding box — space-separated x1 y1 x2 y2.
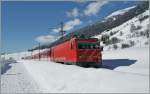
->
1 47 148 93
1 60 41 93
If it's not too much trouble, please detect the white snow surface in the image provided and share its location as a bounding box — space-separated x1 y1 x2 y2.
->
106 6 136 19
1 60 41 93
10 47 148 93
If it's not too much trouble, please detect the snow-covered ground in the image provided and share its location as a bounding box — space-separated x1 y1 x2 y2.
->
1 60 41 93
1 47 149 93
103 47 149 75
2 47 146 93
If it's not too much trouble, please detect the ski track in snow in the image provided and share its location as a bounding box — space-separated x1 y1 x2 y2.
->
1 61 41 93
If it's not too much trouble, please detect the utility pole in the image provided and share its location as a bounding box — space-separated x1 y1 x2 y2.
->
48 22 65 40
60 22 65 39
18 53 19 60
39 43 40 61
31 50 33 59
24 53 26 59
3 52 5 60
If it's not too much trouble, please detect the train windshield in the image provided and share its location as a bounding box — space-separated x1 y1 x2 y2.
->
78 42 100 49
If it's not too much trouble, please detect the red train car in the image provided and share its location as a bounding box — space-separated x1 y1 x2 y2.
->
40 50 50 60
31 50 50 60
50 37 102 67
32 54 39 60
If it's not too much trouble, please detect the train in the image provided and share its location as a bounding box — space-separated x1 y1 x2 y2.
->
23 37 103 67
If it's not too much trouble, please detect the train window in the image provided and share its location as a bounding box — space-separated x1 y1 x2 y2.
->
78 42 99 49
78 43 83 49
93 44 96 49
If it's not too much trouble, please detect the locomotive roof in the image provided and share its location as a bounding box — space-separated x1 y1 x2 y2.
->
74 37 98 40
50 37 99 49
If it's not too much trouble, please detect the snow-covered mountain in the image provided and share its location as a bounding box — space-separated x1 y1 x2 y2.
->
94 8 149 51
106 6 136 19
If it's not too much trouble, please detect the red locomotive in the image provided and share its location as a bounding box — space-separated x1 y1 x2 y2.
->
25 37 103 67
50 37 102 67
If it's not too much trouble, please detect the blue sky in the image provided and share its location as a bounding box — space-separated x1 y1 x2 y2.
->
2 1 140 53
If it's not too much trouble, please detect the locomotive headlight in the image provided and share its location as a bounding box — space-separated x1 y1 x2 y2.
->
79 55 82 58
79 55 83 58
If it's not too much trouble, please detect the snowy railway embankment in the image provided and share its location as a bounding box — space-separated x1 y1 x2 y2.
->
19 47 149 93
1 60 41 93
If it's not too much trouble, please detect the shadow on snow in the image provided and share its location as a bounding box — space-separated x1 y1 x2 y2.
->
57 59 137 69
1 59 18 74
102 59 137 70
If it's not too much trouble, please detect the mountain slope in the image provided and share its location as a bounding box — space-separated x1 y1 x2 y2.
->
94 9 149 50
